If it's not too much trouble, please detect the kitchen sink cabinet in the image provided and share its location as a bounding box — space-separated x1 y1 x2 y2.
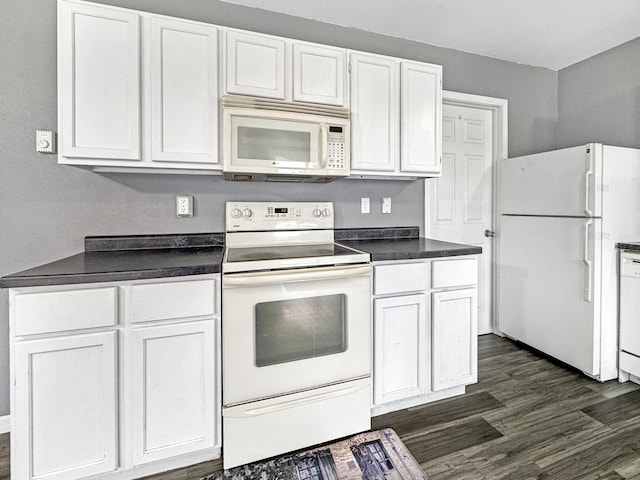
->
9 275 221 480
223 28 347 106
350 52 442 178
371 256 478 416
58 0 220 173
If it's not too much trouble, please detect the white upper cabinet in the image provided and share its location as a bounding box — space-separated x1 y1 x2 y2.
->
224 28 347 105
400 61 442 174
293 43 345 105
350 53 399 172
224 30 286 99
149 17 218 164
349 52 442 178
59 1 141 160
58 0 220 172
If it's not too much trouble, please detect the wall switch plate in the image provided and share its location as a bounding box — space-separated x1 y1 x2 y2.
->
176 195 194 217
382 197 392 214
36 130 56 153
360 197 370 214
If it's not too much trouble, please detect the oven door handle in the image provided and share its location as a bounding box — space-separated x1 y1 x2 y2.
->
223 264 371 287
224 379 370 417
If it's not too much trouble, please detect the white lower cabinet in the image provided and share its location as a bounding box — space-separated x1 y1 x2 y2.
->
13 332 118 480
373 294 429 404
432 288 478 390
129 321 217 465
9 275 221 480
372 257 478 415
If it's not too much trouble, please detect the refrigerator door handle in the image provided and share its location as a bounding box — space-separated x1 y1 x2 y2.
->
584 151 593 217
583 219 593 302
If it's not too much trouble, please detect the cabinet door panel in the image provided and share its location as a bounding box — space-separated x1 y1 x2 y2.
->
293 43 345 105
129 321 216 465
150 18 219 164
432 288 478 390
350 53 398 172
373 294 429 405
14 332 118 480
225 30 285 99
400 62 442 174
59 1 140 159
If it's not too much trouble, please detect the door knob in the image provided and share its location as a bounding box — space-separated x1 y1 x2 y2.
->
484 229 496 238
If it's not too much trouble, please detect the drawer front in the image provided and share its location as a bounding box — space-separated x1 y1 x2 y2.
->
431 257 478 289
130 278 216 323
374 262 428 295
14 287 118 336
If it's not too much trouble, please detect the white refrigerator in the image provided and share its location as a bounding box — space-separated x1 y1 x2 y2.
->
498 143 640 381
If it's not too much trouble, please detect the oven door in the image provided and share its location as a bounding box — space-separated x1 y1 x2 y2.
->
222 263 371 406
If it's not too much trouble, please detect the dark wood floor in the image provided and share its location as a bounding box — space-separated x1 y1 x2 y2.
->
2 334 640 479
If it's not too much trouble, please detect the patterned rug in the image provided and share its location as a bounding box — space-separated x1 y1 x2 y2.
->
203 428 428 480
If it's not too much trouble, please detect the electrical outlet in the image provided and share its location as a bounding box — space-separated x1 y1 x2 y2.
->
176 195 194 217
361 197 370 214
382 197 392 214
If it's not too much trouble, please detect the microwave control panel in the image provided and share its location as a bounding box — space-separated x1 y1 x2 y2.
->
327 126 347 170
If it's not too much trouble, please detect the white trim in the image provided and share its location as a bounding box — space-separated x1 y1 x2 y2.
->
0 415 10 434
424 90 508 334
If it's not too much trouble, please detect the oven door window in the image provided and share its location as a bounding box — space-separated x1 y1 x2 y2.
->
255 294 346 367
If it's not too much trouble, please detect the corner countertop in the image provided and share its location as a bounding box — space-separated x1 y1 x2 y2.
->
617 242 640 252
336 227 482 261
0 233 224 289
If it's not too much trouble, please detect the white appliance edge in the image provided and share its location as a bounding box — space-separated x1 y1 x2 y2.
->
499 143 640 381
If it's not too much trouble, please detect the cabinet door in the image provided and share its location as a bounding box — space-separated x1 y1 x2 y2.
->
149 17 219 164
59 1 140 160
293 43 345 106
432 288 478 391
400 62 442 174
225 30 285 99
373 294 429 405
350 53 399 172
14 332 118 480
128 320 217 465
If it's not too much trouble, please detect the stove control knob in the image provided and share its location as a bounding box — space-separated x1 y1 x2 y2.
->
322 208 331 218
312 208 322 218
243 208 253 218
231 208 243 219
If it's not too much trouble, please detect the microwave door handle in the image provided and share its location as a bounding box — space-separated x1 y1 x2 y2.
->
319 123 329 168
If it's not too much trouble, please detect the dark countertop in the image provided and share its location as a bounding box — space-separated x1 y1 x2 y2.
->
336 226 482 261
617 242 640 251
0 228 481 288
0 234 224 289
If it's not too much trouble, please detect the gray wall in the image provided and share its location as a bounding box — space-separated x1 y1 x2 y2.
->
558 37 640 149
0 0 559 416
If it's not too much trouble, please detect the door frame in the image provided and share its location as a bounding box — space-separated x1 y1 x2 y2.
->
424 90 508 334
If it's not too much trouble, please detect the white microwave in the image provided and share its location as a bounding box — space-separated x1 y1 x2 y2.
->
222 95 350 182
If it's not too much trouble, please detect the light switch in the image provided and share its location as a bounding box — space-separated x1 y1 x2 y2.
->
36 130 56 154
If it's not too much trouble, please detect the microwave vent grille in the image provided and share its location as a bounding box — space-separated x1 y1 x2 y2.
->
222 95 349 120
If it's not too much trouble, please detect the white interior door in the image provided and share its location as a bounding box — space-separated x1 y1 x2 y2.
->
426 103 493 334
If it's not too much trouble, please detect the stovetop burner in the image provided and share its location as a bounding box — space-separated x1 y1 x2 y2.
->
226 243 354 263
222 201 370 273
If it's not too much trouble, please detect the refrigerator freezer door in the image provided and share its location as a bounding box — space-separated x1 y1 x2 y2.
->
498 215 602 376
500 144 601 217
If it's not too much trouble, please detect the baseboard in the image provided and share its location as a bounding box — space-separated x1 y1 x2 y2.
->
0 415 9 434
